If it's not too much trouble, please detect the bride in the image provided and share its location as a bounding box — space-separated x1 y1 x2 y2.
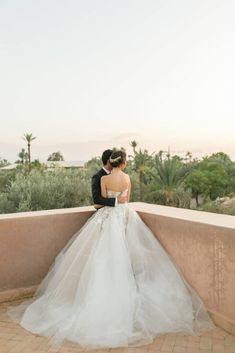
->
7 149 215 350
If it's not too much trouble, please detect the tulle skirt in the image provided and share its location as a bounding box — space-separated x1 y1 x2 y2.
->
7 204 215 349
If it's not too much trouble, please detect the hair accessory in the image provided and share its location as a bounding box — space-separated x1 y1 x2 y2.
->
109 155 122 163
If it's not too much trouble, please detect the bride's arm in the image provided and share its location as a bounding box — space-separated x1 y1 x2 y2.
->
127 177 131 202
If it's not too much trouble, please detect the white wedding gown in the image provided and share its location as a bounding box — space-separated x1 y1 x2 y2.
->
7 190 215 349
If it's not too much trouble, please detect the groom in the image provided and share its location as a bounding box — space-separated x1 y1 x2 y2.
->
91 149 127 209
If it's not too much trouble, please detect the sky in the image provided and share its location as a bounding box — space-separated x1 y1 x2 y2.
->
0 0 235 162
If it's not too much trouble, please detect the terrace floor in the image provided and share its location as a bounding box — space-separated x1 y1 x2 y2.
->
1 299 235 353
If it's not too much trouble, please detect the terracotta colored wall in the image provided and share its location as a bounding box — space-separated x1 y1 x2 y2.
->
0 202 235 327
0 206 95 290
131 202 235 327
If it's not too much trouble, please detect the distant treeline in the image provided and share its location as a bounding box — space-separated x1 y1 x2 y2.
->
0 142 235 215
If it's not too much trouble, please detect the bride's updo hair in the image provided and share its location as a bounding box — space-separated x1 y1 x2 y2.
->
109 150 126 168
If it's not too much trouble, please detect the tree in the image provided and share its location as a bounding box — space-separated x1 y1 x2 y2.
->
185 153 231 204
184 151 193 163
0 158 9 168
129 142 153 201
0 168 92 213
22 133 36 171
209 152 232 163
130 140 138 154
85 157 103 177
47 151 64 161
16 148 28 164
150 155 192 207
185 169 209 207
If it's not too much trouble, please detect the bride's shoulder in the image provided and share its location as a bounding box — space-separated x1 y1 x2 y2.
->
122 171 130 178
122 171 130 182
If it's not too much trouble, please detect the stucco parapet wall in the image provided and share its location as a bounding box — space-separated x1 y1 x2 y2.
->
0 205 96 220
1 202 234 228
130 202 235 229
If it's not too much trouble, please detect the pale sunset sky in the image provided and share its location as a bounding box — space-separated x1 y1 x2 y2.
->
0 0 235 162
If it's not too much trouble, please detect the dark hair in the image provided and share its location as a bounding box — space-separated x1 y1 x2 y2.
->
102 149 113 165
109 150 126 167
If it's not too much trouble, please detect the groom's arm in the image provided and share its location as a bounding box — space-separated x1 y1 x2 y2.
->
91 174 116 207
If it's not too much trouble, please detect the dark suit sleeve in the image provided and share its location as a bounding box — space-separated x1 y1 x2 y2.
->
91 174 116 207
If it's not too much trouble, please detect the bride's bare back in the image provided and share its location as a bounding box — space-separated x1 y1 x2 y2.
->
101 169 131 202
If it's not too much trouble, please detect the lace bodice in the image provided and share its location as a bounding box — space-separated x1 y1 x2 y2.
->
107 189 128 198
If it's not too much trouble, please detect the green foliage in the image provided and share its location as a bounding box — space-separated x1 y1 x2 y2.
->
185 153 232 203
0 157 9 167
15 148 28 164
0 170 16 193
128 145 153 201
147 154 192 207
85 157 102 178
1 144 235 215
47 151 64 161
0 168 92 214
199 200 235 216
22 132 37 172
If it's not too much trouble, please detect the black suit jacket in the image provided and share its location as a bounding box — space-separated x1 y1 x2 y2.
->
91 168 116 207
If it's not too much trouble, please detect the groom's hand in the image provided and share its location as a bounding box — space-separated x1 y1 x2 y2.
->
93 204 104 209
117 195 128 204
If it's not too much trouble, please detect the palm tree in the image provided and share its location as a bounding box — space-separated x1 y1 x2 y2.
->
129 146 152 201
22 133 36 171
151 155 192 207
130 140 138 154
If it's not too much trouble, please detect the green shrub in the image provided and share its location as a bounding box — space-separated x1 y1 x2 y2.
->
199 201 235 216
0 168 92 214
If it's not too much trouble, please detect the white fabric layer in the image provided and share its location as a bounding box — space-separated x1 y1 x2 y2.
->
7 190 215 349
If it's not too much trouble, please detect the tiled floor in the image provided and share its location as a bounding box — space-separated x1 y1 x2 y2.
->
0 299 235 353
